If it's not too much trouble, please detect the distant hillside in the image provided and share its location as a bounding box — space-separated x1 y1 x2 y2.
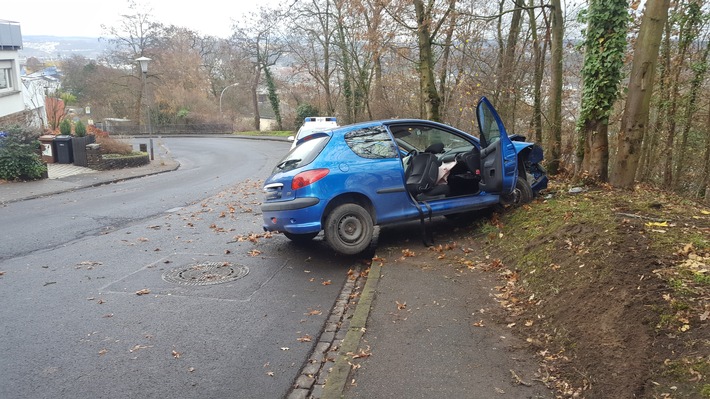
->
19 35 110 60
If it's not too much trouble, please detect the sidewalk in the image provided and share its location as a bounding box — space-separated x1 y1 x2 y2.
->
324 253 553 399
0 147 178 204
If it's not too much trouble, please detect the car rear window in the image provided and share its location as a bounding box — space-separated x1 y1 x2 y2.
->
344 126 398 159
272 135 329 173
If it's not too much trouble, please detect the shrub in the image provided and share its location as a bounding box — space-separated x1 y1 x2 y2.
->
294 103 320 130
75 120 86 137
59 119 72 136
0 125 47 181
87 124 109 138
96 136 133 155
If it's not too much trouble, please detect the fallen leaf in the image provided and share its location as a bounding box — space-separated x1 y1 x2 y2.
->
98 349 108 356
188 367 196 372
135 289 151 296
129 344 152 352
645 221 668 228
473 320 485 327
396 301 406 310
297 335 312 342
172 350 181 359
306 310 322 316
266 371 274 377
322 280 332 286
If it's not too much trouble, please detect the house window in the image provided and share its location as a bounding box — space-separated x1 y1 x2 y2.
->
0 60 14 92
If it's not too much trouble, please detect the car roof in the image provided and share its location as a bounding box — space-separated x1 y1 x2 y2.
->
327 118 473 137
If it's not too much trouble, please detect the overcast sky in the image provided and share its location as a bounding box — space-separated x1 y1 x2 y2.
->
4 0 277 38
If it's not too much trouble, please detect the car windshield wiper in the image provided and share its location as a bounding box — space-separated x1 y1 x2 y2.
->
276 159 301 169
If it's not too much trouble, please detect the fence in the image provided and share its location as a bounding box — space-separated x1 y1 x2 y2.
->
103 123 233 136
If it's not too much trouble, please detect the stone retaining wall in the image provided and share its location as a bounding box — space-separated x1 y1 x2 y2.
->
86 143 149 170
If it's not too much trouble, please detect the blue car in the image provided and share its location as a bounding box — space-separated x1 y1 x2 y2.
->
261 97 547 255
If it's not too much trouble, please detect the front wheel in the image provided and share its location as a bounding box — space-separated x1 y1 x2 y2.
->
324 203 374 255
500 176 533 207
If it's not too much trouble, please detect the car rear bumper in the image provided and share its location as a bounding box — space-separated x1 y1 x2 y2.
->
261 197 323 234
261 197 320 212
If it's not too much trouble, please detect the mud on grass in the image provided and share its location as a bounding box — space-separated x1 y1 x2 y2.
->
474 182 710 398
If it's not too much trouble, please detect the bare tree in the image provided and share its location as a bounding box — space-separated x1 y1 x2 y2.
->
231 6 287 130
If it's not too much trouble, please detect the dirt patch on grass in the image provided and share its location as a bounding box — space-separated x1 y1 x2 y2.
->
395 182 710 398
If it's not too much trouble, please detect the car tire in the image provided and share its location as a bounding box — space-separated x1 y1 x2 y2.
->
324 203 374 255
283 231 319 242
500 175 533 207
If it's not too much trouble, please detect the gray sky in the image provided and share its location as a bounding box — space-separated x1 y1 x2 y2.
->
4 0 277 38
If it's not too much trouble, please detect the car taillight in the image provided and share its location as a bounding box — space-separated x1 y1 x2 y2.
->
292 168 329 190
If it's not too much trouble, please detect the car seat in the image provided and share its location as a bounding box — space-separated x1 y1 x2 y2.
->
405 143 449 199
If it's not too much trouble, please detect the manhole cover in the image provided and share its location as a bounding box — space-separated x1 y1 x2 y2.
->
162 262 249 286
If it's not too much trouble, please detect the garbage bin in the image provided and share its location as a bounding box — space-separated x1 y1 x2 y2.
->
39 135 57 163
54 135 74 164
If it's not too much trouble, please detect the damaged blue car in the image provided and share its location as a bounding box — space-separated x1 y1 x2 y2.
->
261 97 547 255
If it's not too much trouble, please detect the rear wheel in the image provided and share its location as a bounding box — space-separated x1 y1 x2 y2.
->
324 203 374 255
500 176 533 207
283 231 319 242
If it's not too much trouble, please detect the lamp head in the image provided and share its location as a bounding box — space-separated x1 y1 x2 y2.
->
135 56 152 74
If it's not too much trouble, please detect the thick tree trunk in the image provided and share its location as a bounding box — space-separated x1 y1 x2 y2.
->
414 0 443 122
581 119 609 181
610 0 669 188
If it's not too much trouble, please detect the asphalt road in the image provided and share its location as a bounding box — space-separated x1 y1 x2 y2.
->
0 137 354 399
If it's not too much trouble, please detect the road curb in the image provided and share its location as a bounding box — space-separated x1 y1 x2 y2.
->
321 260 382 399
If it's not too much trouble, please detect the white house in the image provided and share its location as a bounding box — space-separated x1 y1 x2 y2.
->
0 19 46 130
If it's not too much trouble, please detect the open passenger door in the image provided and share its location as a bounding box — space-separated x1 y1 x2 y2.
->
476 97 518 194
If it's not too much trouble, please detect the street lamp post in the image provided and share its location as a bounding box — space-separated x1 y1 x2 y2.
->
219 82 240 116
136 56 153 160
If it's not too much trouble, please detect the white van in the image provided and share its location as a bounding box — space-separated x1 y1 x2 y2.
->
288 117 338 149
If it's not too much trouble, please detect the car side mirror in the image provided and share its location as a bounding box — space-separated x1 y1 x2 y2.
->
287 136 295 142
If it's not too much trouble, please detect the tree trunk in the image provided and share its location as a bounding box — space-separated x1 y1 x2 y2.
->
610 0 670 188
582 119 609 181
637 19 672 183
576 0 627 182
546 0 563 174
414 0 442 122
438 8 456 121
252 65 261 131
497 0 524 121
527 0 545 144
